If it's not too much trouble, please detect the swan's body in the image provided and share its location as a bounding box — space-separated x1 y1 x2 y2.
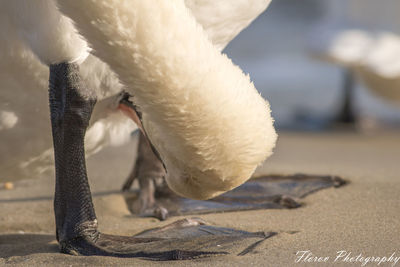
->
1 0 273 197
311 29 400 105
0 15 135 180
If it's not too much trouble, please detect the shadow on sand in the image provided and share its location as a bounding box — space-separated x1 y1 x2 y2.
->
0 234 58 258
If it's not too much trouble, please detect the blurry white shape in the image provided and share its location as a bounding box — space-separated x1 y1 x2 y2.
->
329 30 373 65
363 33 400 78
85 111 137 156
310 29 373 65
0 111 18 130
310 29 400 105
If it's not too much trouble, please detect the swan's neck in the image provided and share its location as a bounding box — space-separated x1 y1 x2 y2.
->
57 0 277 199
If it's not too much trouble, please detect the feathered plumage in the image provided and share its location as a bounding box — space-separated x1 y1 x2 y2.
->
1 0 275 199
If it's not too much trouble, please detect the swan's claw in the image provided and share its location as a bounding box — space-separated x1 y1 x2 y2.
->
275 195 301 209
140 205 169 221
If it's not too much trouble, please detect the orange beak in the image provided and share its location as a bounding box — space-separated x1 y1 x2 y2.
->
118 92 165 169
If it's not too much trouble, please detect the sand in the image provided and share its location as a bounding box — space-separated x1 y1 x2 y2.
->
0 130 399 266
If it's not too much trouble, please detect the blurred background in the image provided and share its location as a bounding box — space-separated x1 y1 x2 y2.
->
225 0 400 131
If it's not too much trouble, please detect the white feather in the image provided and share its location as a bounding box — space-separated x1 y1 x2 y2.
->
0 11 134 180
0 0 89 65
185 0 271 50
57 0 276 199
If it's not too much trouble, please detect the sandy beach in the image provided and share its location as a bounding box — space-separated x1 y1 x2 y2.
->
2 1 400 266
1 130 399 266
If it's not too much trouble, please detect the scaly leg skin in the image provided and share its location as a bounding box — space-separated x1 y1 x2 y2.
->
122 132 169 220
48 62 218 259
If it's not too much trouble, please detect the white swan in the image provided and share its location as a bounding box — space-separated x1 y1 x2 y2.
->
311 29 400 105
1 0 273 191
0 0 275 256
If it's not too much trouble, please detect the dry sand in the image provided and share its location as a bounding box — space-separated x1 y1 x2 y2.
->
0 130 399 266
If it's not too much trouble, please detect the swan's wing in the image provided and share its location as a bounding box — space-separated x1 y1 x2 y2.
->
185 0 272 51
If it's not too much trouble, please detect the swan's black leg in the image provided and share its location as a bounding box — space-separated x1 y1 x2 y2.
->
49 62 98 249
48 62 218 259
335 69 357 124
122 132 169 220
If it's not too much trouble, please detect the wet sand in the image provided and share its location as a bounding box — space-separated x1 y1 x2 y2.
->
1 131 399 266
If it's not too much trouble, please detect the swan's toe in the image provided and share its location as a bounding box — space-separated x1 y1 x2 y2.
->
140 204 169 221
275 195 301 209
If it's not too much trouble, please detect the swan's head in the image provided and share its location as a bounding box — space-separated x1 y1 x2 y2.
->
120 88 277 200
138 83 277 200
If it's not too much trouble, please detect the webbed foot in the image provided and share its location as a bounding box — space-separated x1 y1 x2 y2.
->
60 230 220 260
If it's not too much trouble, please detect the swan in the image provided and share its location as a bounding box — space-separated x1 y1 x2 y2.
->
1 0 272 217
1 0 271 181
310 29 400 124
1 0 276 257
0 0 272 219
351 32 400 103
